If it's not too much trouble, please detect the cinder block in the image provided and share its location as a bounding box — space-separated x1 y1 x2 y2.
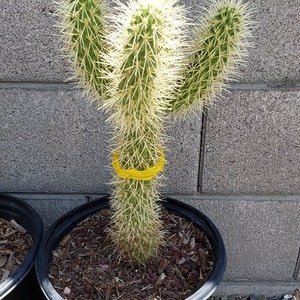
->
0 88 201 194
202 89 300 194
179 195 300 281
0 88 111 193
163 115 201 194
237 0 300 82
1 0 299 82
215 280 299 297
0 0 69 82
18 193 87 229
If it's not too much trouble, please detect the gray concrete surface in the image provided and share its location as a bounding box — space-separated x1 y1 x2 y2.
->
201 89 300 195
20 193 87 229
215 280 299 297
178 195 300 281
0 88 111 193
164 115 202 194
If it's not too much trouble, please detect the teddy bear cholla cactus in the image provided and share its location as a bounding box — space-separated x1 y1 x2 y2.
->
58 0 251 264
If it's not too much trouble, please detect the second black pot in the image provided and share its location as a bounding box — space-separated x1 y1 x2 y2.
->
0 195 43 300
36 195 226 300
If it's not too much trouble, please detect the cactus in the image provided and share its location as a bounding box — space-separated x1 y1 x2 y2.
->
58 0 251 264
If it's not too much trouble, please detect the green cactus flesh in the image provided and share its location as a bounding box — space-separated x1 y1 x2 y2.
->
60 0 109 99
107 3 180 263
170 1 250 112
110 180 163 263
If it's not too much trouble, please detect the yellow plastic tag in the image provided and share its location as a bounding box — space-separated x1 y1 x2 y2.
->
112 149 165 181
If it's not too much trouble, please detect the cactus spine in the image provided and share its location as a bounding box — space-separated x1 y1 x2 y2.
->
58 0 251 264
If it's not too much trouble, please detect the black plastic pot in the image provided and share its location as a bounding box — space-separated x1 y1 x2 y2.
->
0 194 43 300
36 195 226 300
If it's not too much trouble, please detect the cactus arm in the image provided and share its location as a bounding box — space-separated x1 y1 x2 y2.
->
168 0 252 113
58 0 110 101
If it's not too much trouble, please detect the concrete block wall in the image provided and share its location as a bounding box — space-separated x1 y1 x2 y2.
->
1 0 299 295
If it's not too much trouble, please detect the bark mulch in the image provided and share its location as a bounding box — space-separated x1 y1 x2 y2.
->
49 208 215 300
0 218 32 284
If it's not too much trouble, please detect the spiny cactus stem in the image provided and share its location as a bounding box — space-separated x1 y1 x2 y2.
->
105 0 188 263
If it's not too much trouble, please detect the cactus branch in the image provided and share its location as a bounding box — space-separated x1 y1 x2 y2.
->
57 0 110 101
169 0 252 113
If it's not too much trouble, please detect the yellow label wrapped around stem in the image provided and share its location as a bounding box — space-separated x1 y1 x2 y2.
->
112 149 165 181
